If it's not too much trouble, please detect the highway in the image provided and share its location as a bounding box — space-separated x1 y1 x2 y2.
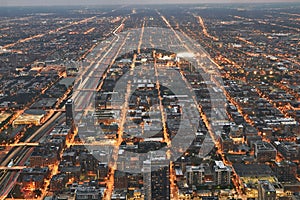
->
0 143 39 147
0 147 33 199
0 112 65 199
96 15 220 198
73 20 224 199
0 18 130 198
64 19 132 199
0 6 298 200
73 23 126 112
1 10 230 199
63 18 145 199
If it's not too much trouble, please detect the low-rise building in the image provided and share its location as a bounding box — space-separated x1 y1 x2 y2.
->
75 187 102 200
254 141 277 162
258 180 276 200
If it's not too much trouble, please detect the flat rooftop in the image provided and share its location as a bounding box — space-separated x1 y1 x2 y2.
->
233 163 273 177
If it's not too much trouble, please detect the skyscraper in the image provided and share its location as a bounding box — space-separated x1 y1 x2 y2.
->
65 99 74 126
143 153 170 200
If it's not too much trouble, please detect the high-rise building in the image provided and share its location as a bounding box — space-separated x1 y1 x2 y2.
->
214 161 231 186
143 160 152 200
185 165 205 187
143 154 170 200
65 99 74 126
258 180 276 200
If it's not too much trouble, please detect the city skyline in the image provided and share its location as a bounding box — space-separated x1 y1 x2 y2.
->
0 0 300 7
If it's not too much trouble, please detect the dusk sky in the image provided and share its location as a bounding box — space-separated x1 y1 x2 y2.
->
0 0 299 7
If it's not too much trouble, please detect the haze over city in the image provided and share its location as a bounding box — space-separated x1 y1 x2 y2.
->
0 0 300 6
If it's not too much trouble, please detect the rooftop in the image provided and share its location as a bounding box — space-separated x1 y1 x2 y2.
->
233 163 273 177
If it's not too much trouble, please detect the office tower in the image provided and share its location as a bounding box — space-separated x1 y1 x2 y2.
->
143 153 170 200
66 99 74 126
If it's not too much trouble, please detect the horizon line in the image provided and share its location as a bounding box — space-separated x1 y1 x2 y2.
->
0 1 300 8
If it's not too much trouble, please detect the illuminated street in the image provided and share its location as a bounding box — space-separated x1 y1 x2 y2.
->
0 3 299 200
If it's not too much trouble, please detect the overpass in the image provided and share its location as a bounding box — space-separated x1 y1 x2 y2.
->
50 108 96 112
0 142 40 147
0 166 26 170
69 141 116 146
